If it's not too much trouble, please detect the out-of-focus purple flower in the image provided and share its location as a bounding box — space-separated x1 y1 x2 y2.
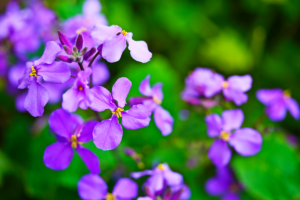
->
77 174 138 200
43 109 99 173
205 167 242 200
91 24 152 63
131 163 183 195
205 109 262 167
286 134 298 148
0 51 8 76
62 67 93 112
256 89 300 121
129 75 174 136
18 41 70 117
90 77 151 150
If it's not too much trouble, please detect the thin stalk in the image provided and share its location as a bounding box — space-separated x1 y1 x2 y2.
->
78 62 84 71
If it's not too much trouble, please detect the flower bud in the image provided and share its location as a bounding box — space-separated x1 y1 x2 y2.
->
57 30 72 49
73 46 78 53
83 47 96 61
80 47 88 55
63 45 72 55
75 34 84 51
57 55 74 63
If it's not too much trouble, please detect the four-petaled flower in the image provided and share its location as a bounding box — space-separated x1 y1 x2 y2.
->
205 109 262 167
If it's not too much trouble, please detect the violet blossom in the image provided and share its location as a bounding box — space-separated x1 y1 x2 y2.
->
18 41 70 117
91 24 152 63
256 89 300 121
129 75 174 136
43 109 100 174
205 109 262 167
90 77 151 150
77 174 138 200
205 167 242 200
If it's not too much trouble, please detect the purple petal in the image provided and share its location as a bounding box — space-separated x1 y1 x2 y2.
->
227 75 252 92
126 32 152 63
208 139 231 167
75 34 84 51
77 174 108 200
15 92 26 112
24 78 49 117
76 146 100 174
112 178 138 199
37 62 71 83
83 0 101 16
223 89 248 106
62 88 82 112
102 34 127 63
138 197 153 200
121 104 151 130
265 100 287 121
93 115 123 150
256 89 283 105
229 128 262 156
18 62 32 89
222 109 244 132
8 63 24 87
205 114 222 137
49 109 74 139
286 98 300 120
154 106 174 136
129 97 151 107
205 176 228 196
43 142 74 170
91 24 121 44
222 193 241 200
89 86 116 112
147 173 164 193
163 165 183 186
92 62 110 86
112 77 132 108
204 73 224 98
139 75 152 96
78 121 98 143
152 83 163 102
58 30 73 49
34 41 62 66
131 170 153 179
180 185 191 200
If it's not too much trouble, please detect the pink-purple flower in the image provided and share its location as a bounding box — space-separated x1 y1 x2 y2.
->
205 109 262 167
77 174 138 200
256 89 300 121
43 109 99 174
129 75 174 136
91 24 152 63
90 77 151 150
18 41 70 116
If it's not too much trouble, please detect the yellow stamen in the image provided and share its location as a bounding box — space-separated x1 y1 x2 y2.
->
76 27 87 34
284 90 291 98
112 107 124 118
78 85 84 91
157 163 164 170
30 66 37 77
69 135 83 148
222 81 229 88
122 30 127 36
153 96 162 104
106 193 115 200
220 131 231 141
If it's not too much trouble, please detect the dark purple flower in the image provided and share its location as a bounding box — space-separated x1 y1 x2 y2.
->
43 109 99 173
131 163 183 195
18 41 70 117
91 24 152 63
90 77 151 150
256 89 300 121
77 174 138 200
205 109 262 167
129 75 174 136
205 167 242 200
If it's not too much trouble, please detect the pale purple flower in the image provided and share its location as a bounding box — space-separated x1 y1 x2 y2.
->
90 77 151 150
62 67 93 112
91 24 152 63
205 109 262 167
131 163 183 195
172 184 191 200
77 174 138 200
205 167 242 200
43 109 99 173
129 75 174 136
256 89 300 121
18 41 70 117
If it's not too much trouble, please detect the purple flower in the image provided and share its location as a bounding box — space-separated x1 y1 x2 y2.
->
205 109 262 167
77 174 138 200
256 89 300 121
129 75 174 136
43 109 99 174
91 24 152 63
18 41 71 117
131 163 183 195
90 77 151 150
205 167 242 200
62 67 93 112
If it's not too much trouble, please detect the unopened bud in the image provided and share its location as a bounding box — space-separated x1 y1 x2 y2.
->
57 55 74 63
83 47 96 61
63 45 72 55
73 46 78 53
75 34 84 51
57 30 72 49
80 47 88 55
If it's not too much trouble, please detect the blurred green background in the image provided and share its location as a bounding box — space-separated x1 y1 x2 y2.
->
1 0 300 199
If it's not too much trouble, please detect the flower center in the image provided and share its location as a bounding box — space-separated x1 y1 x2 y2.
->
30 66 37 77
76 27 87 34
106 193 115 200
78 85 84 91
157 163 164 170
284 90 291 98
220 131 231 141
112 107 124 118
222 81 229 88
153 96 162 104
122 30 127 36
69 135 83 148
